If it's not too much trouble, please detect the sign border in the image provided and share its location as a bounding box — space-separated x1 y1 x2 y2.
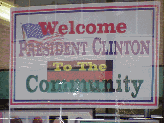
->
10 2 160 108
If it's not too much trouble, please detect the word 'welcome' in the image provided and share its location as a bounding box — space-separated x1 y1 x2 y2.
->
38 21 127 35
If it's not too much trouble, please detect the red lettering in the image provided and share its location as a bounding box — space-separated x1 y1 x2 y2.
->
97 23 116 33
116 23 126 33
76 24 85 34
69 21 75 34
38 21 127 35
58 24 68 35
86 23 96 34
38 21 58 35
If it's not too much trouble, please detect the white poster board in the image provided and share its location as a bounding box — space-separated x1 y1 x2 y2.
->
10 1 160 108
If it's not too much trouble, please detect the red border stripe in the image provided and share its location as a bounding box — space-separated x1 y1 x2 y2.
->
11 5 157 14
10 102 157 106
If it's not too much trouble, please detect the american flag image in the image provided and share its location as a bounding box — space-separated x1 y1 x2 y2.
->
22 23 50 39
21 23 65 54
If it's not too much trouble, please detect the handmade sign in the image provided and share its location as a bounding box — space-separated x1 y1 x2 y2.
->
10 1 160 108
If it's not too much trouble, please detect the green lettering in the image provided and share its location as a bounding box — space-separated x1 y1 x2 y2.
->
39 80 49 92
123 75 130 92
63 80 68 92
131 80 144 98
26 75 38 93
50 80 57 92
70 80 75 92
81 79 87 92
116 74 122 92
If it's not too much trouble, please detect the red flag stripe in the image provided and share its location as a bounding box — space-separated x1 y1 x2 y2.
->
47 71 112 82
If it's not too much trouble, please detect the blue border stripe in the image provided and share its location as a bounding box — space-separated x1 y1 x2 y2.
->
15 97 154 102
14 8 154 16
13 8 155 103
151 7 155 100
14 14 16 101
